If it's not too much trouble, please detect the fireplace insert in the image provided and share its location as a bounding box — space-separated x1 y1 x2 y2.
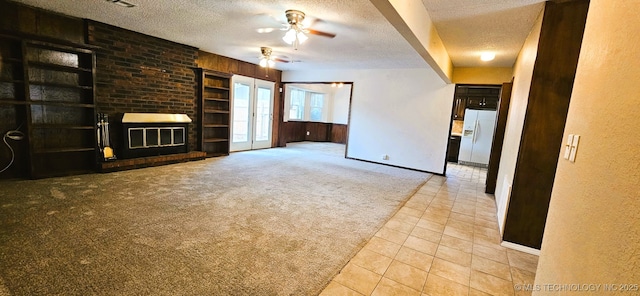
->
121 113 191 159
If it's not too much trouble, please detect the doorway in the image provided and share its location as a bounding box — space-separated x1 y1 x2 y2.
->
230 75 275 152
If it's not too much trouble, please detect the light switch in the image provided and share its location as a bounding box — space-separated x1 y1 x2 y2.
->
569 135 580 162
564 134 574 160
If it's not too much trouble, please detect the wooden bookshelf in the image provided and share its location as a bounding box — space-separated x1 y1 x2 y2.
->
0 33 97 179
195 68 232 157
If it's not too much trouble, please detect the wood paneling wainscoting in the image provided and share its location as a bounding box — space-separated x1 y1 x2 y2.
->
280 122 347 145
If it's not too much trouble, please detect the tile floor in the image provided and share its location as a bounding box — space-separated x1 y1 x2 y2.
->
320 163 539 296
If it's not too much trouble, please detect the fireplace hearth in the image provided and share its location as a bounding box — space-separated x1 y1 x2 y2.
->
121 113 192 159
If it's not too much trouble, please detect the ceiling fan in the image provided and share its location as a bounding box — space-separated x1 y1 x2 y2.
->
259 47 287 68
258 10 337 50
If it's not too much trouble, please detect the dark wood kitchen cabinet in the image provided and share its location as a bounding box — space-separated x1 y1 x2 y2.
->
0 33 97 179
452 85 501 120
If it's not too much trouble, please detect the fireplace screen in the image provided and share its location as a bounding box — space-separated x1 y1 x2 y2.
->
128 127 185 149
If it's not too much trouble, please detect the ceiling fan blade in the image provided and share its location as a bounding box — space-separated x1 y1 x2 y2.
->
306 29 336 38
256 27 288 33
273 58 290 63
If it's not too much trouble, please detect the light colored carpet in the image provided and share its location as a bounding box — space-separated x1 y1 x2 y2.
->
0 142 431 295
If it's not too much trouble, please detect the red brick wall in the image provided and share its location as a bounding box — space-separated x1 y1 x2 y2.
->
86 21 198 151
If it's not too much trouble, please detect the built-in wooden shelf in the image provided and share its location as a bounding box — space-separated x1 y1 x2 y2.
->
196 68 232 157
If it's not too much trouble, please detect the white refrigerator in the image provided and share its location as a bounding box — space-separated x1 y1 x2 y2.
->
458 109 497 166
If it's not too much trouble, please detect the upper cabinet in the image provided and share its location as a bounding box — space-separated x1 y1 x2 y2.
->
451 85 501 120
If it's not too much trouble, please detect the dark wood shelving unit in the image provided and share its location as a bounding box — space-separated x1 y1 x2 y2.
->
0 33 97 179
196 68 232 157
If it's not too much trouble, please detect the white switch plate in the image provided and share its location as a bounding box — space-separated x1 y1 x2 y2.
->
569 135 580 162
564 134 574 160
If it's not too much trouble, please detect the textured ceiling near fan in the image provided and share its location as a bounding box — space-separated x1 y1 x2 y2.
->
422 0 545 67
11 0 426 71
12 0 545 71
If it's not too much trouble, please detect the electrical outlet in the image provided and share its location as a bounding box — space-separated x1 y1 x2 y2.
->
306 131 310 136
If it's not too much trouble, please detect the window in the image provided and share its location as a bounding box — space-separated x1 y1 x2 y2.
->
287 87 329 122
289 89 305 120
309 93 324 121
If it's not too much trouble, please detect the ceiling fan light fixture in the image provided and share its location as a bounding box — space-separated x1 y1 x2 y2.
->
283 28 297 44
259 47 277 68
296 31 308 44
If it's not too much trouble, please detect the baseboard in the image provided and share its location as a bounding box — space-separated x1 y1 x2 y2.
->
501 241 540 256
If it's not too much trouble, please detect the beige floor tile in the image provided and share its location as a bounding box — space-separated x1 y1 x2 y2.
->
474 216 497 229
423 274 469 296
469 270 514 296
468 288 493 296
371 277 421 296
429 258 471 286
451 206 476 216
449 212 476 224
403 236 438 256
446 219 474 231
398 207 425 218
511 266 536 296
474 225 500 238
507 249 539 274
404 200 430 212
471 255 512 281
383 260 428 291
416 218 446 232
438 234 473 254
320 280 364 296
422 213 450 225
473 244 509 264
475 209 497 219
418 186 440 195
435 245 472 267
424 207 452 218
394 246 434 272
391 212 420 226
473 233 502 248
333 263 382 295
365 236 402 258
428 201 454 210
443 225 474 242
384 219 416 234
410 225 442 243
350 248 394 275
375 226 410 245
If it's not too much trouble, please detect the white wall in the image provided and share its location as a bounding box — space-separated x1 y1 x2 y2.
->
494 8 544 233
535 0 640 290
283 68 455 174
331 85 351 125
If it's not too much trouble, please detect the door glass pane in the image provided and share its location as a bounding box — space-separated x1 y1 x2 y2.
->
233 82 250 142
255 87 271 142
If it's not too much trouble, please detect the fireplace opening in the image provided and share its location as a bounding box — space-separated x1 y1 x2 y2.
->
121 113 191 159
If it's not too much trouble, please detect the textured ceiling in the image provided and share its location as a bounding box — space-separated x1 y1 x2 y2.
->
12 0 544 71
422 0 545 67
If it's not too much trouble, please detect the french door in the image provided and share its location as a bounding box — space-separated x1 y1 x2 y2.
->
230 75 274 152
